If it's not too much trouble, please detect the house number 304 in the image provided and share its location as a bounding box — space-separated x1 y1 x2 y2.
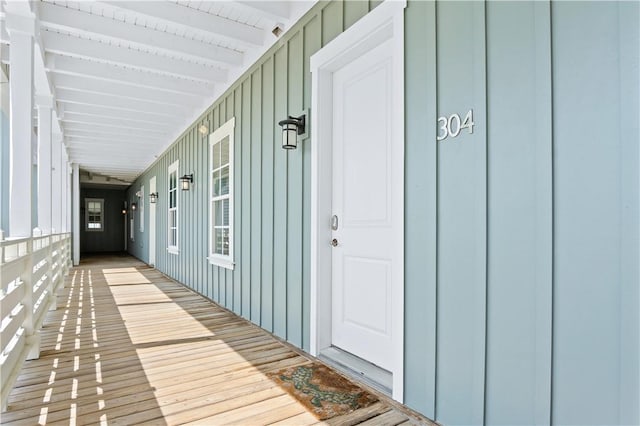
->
437 109 475 141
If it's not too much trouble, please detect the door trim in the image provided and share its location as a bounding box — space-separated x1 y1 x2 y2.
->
149 176 157 266
309 0 406 402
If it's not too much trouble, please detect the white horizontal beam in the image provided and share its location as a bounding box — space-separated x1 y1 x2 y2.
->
61 103 183 126
55 88 188 118
101 1 264 47
64 131 161 144
52 73 204 107
62 112 174 132
67 136 160 147
233 1 290 22
37 2 243 67
62 123 166 139
64 123 166 142
46 54 216 97
42 31 227 84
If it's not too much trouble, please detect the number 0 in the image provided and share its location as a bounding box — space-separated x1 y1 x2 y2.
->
448 114 461 138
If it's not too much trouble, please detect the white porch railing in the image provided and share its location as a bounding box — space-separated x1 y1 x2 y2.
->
0 232 71 412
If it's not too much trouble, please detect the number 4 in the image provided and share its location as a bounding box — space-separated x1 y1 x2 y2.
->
461 109 475 134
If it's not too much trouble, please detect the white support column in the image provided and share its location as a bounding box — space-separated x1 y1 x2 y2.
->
36 95 53 234
6 12 35 238
67 160 72 234
51 133 62 233
61 148 68 232
72 162 80 265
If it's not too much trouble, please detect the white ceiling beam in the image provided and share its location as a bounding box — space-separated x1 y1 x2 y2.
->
55 88 188 118
67 136 160 147
37 2 243 68
65 131 162 144
62 123 166 139
61 103 183 126
52 73 203 107
62 112 174 132
233 1 290 22
101 1 264 47
46 54 215 97
42 31 227 84
68 147 153 156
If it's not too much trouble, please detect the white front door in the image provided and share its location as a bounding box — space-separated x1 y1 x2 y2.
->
330 38 399 373
149 176 156 266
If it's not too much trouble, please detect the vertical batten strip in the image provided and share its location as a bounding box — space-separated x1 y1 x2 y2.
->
618 2 640 423
301 14 322 352
233 87 242 314
273 44 288 339
261 58 275 332
241 78 252 319
250 69 263 324
404 0 437 418
287 31 304 347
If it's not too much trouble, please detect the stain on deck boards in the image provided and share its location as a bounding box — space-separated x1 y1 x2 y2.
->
3 255 433 425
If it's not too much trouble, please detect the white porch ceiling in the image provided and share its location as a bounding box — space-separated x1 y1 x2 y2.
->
1 0 315 184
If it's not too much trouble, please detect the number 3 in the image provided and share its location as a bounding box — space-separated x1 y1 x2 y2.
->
437 117 448 141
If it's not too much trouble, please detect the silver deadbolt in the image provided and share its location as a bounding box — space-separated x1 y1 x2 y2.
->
331 215 339 231
331 238 339 247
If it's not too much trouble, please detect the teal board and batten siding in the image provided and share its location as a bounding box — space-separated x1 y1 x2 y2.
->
126 1 380 351
127 1 639 425
405 1 639 425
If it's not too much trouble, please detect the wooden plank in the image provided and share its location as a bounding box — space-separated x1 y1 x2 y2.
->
3 255 433 426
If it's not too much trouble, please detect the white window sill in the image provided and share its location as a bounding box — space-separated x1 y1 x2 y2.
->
208 256 235 270
167 247 179 255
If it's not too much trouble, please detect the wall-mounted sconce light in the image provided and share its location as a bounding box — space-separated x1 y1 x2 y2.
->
278 112 307 150
149 192 159 204
180 174 194 191
131 202 137 211
198 123 209 136
121 208 127 215
135 190 142 199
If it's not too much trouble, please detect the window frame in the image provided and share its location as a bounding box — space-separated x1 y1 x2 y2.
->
208 117 235 269
85 198 104 232
167 160 179 254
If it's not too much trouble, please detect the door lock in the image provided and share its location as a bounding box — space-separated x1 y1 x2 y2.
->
331 238 339 247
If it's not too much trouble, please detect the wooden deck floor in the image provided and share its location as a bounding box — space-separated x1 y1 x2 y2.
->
3 255 433 425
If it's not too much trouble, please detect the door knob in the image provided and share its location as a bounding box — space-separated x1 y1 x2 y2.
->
331 238 339 247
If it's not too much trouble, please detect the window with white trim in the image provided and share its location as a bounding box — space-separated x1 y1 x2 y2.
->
208 117 235 269
85 198 104 231
168 160 179 253
139 185 144 233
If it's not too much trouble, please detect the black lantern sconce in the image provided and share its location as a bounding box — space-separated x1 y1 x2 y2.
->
131 202 137 211
278 110 308 150
180 174 194 191
149 192 159 204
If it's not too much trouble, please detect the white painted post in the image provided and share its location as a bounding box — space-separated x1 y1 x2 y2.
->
61 150 68 233
72 163 80 265
6 12 35 239
66 155 72 235
51 133 62 234
36 95 53 235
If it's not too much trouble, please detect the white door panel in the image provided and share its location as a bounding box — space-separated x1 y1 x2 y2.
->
331 39 396 371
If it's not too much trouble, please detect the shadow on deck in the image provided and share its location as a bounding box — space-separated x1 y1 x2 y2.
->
3 255 433 425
